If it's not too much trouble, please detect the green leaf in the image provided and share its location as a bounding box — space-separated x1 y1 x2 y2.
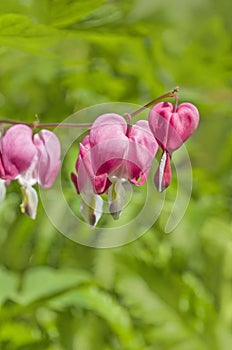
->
116 275 192 344
15 266 90 305
0 321 41 346
50 286 145 350
0 14 62 53
0 267 18 305
50 0 104 28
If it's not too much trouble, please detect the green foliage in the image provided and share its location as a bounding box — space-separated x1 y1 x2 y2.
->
0 0 232 349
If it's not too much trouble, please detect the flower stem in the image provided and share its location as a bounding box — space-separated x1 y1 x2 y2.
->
0 119 92 129
173 94 179 113
0 87 179 129
130 86 179 117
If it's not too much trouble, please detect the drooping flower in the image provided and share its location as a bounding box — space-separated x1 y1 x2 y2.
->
71 113 158 225
0 124 61 218
149 102 200 192
33 129 61 188
0 125 37 182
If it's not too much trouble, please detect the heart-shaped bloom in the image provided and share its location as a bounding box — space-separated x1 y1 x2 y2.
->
0 125 37 182
72 113 158 194
0 124 61 218
72 113 158 225
149 102 199 152
149 102 199 192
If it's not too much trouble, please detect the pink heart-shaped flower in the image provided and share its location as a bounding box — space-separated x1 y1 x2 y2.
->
148 102 200 152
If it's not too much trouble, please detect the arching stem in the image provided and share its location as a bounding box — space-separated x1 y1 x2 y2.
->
129 86 179 118
0 120 92 129
0 87 179 129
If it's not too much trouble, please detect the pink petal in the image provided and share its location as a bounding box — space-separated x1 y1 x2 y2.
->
33 130 61 188
0 125 36 180
0 155 6 178
90 139 128 177
76 155 109 194
72 136 109 194
170 103 200 148
126 120 158 184
75 135 91 173
89 113 129 177
71 172 80 194
149 102 200 152
128 120 158 156
148 102 173 150
90 113 127 146
130 168 150 186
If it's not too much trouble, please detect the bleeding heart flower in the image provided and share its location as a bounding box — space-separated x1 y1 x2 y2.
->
0 124 61 219
0 125 37 182
149 102 199 192
72 113 158 225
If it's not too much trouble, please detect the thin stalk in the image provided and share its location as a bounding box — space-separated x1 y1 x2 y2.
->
0 87 179 129
0 120 92 129
130 86 179 117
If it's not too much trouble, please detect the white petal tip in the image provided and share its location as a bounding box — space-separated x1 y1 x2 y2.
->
20 185 38 219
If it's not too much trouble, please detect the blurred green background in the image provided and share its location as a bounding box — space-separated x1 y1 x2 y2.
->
0 0 232 349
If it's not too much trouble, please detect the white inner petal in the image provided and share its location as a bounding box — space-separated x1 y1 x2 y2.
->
158 151 167 193
0 179 6 203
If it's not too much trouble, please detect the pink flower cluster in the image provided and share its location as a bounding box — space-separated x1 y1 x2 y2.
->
0 98 199 225
72 102 200 226
0 125 61 219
